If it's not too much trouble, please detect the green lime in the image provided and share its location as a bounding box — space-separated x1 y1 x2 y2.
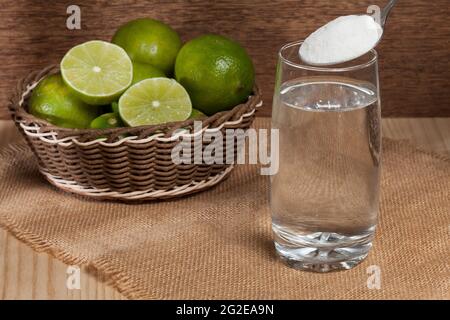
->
132 61 165 85
29 74 100 128
118 78 192 127
112 18 182 75
111 101 119 114
60 40 133 105
188 108 207 120
175 34 255 115
90 113 123 129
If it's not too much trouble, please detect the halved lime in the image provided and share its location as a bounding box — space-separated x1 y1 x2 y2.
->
90 113 124 129
60 40 133 105
118 78 192 127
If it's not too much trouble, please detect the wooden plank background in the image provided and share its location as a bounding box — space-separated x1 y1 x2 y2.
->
0 0 449 119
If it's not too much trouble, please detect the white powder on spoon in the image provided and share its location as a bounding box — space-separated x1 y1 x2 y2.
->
299 15 383 66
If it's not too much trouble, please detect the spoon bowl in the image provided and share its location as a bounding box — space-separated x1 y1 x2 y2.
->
299 0 398 66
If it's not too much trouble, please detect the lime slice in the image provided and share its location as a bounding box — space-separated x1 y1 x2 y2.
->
90 113 123 129
60 40 133 105
118 78 192 127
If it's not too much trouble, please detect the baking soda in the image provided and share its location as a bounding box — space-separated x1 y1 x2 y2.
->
299 15 383 66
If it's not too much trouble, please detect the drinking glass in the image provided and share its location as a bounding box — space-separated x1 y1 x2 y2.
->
271 40 381 272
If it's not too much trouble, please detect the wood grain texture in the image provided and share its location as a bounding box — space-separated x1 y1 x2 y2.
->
0 121 125 300
0 0 449 120
0 117 449 299
0 228 126 300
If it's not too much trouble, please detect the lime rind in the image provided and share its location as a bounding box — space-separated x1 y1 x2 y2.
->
111 101 120 114
118 78 192 127
29 74 100 128
131 62 166 85
90 112 123 129
61 40 133 105
188 108 207 120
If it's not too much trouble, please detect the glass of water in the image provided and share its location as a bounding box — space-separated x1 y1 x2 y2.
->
271 40 381 272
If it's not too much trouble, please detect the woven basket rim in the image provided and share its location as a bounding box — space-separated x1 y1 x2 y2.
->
9 64 262 142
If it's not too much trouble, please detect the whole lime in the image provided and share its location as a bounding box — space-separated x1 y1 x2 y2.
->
112 18 182 75
131 61 165 85
29 74 100 128
188 108 207 120
90 113 123 129
111 101 119 114
175 34 255 115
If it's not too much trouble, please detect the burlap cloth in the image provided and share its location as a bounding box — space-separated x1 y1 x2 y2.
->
0 118 449 300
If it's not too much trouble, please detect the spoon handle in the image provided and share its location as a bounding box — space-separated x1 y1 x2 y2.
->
381 0 398 27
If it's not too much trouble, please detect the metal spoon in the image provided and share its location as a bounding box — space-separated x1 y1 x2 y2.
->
299 1 398 65
370 0 398 47
379 0 398 28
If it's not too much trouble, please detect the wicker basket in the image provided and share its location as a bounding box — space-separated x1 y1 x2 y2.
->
8 65 262 201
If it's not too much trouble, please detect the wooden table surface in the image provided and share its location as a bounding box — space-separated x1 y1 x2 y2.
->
0 118 449 300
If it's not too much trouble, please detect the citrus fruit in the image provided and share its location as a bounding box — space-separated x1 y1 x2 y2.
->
132 61 165 85
112 18 182 75
60 40 133 105
175 34 255 115
118 78 192 127
29 74 100 128
90 113 123 129
188 108 207 120
111 101 119 114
